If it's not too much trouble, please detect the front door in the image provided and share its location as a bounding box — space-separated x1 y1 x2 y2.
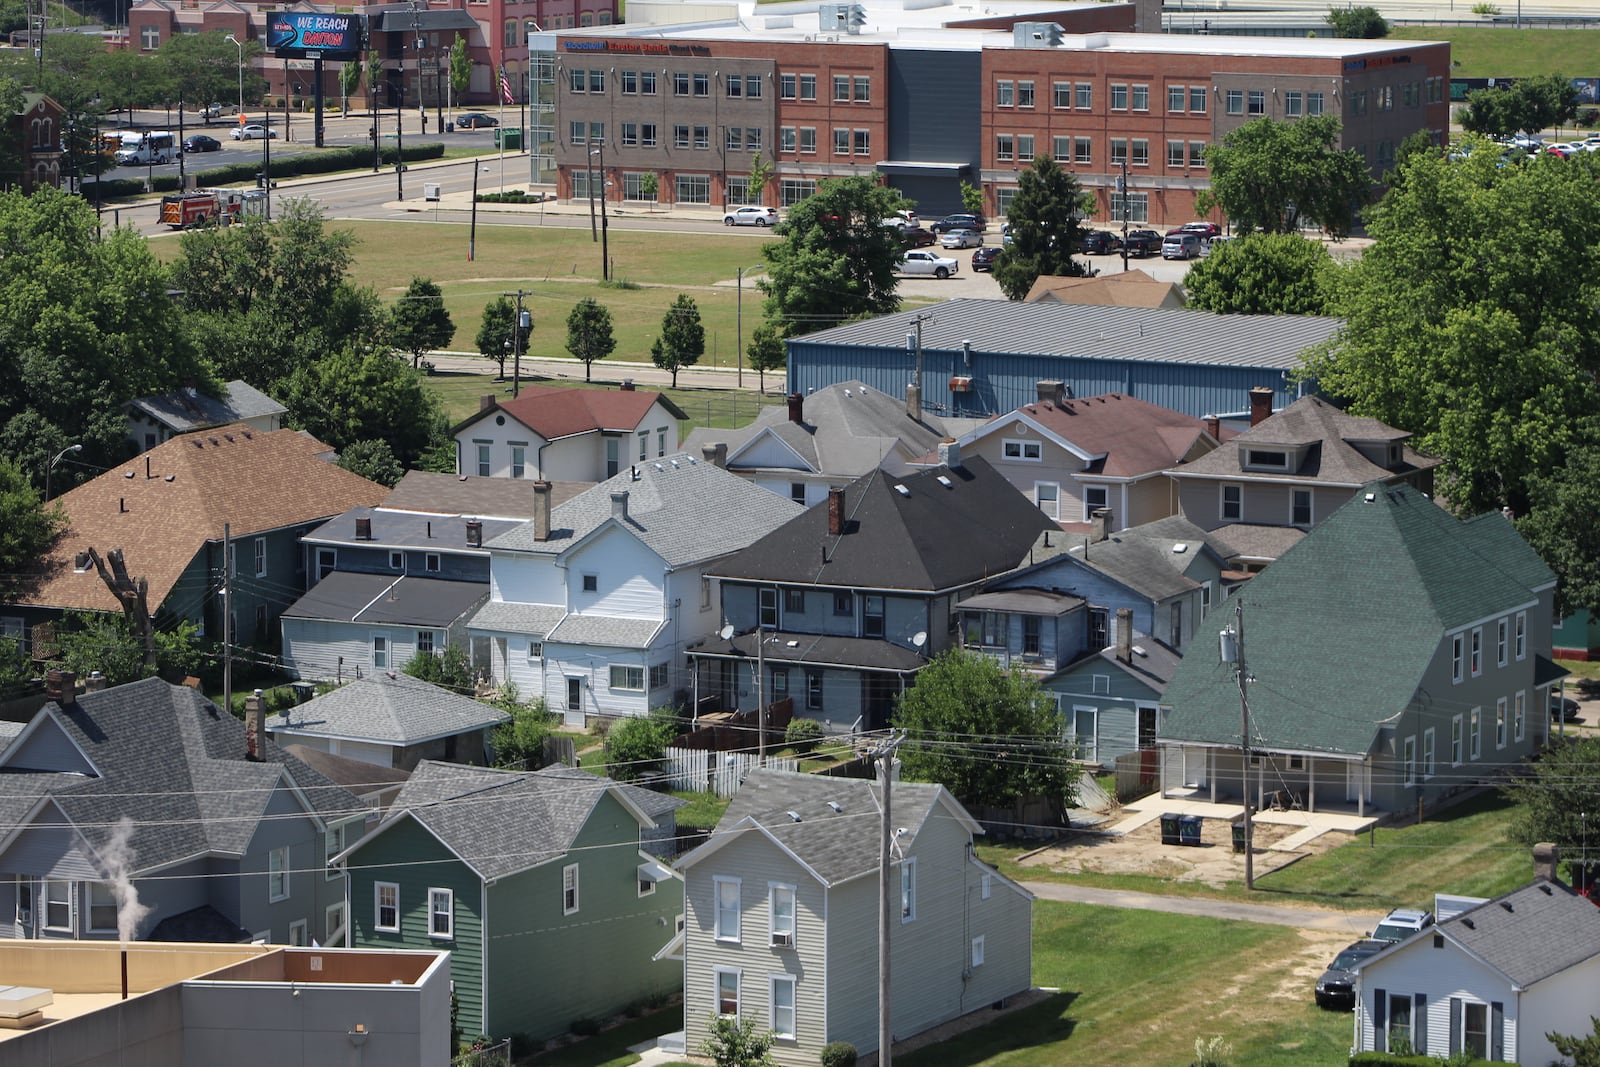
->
565 676 584 727
1345 760 1368 803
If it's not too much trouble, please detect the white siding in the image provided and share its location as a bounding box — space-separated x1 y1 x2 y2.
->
1519 955 1600 1067
1356 938 1511 1058
568 527 664 619
490 554 565 606
454 422 551 479
280 619 423 682
735 433 811 473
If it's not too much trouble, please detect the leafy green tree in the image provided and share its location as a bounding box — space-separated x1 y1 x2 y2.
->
1506 736 1600 863
476 295 526 378
652 294 705 388
565 297 615 382
403 643 474 692
0 75 25 188
338 439 404 487
699 1014 776 1067
158 31 244 115
1195 116 1371 237
892 649 1076 814
960 180 985 216
0 637 31 693
282 345 447 468
95 51 163 118
639 171 659 207
367 53 384 109
449 37 471 108
340 56 362 111
1548 1017 1600 1067
993 155 1088 301
760 175 907 335
1461 74 1582 139
1516 445 1600 617
53 613 204 687
0 456 61 597
603 713 674 783
1183 233 1337 315
746 321 787 395
389 276 455 367
493 699 555 769
1324 5 1389 37
748 154 774 204
1308 143 1600 515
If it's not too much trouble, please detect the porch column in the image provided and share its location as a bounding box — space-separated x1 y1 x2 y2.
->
1358 760 1365 818
1208 749 1216 803
1308 756 1316 813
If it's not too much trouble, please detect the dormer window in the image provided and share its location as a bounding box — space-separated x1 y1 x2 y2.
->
1245 449 1289 470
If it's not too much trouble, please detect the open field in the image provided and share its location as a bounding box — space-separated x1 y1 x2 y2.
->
1392 25 1600 80
421 368 784 427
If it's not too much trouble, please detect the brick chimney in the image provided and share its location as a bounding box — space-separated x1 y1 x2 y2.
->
702 443 728 469
938 438 961 469
1090 508 1112 543
827 487 845 535
1248 387 1274 427
354 517 372 541
44 669 76 705
1037 380 1066 407
1116 608 1134 662
465 520 483 547
244 688 265 761
1533 842 1561 883
905 383 922 421
83 671 108 692
1204 414 1220 440
532 481 552 542
611 490 629 522
787 392 804 425
479 394 496 413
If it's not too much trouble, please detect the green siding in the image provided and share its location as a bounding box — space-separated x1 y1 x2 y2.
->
346 818 486 1037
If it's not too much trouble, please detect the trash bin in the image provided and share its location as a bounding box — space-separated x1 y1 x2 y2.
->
1159 812 1182 846
495 127 521 150
423 182 441 202
1179 814 1203 847
1232 820 1246 854
445 121 455 133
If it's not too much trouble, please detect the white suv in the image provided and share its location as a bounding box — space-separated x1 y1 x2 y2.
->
723 206 779 227
1371 907 1434 943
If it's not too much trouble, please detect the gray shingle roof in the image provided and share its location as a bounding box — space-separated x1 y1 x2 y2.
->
1052 515 1229 602
689 629 928 673
274 671 509 747
1212 522 1307 563
487 452 804 563
467 600 567 636
797 298 1343 370
127 380 286 433
280 572 488 628
303 507 522 551
1161 485 1554 755
381 471 592 519
546 614 665 649
0 678 360 877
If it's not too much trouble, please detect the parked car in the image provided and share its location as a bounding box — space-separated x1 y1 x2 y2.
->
940 228 984 249
455 113 499 129
1180 220 1222 238
197 103 225 119
183 134 221 153
1162 232 1205 260
1079 230 1122 255
230 124 277 140
900 227 937 249
1552 693 1582 722
1371 907 1434 943
931 213 986 234
1547 142 1581 158
724 206 780 227
971 245 1001 271
1123 229 1162 256
1315 939 1387 1011
898 250 959 278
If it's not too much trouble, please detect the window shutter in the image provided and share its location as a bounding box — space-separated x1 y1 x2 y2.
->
1373 988 1387 1052
1449 997 1461 1054
1491 1001 1503 1061
1414 993 1428 1053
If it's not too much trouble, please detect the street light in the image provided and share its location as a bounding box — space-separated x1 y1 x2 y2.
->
590 143 609 281
45 444 81 502
224 34 244 116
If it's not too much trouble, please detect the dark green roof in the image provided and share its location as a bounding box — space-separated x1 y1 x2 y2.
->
1162 485 1551 756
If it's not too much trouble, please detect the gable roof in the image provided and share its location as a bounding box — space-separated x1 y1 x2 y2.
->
272 671 510 748
1160 484 1553 756
380 471 591 520
453 385 688 441
1055 637 1183 694
16 426 386 613
711 455 1055 592
347 760 677 883
0 678 358 877
965 393 1216 479
681 381 951 480
127 380 286 434
676 768 971 886
1167 396 1441 486
486 452 804 564
280 571 488 628
1028 514 1231 603
1023 270 1185 309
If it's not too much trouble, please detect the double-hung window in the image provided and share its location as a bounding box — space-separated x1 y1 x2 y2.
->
429 888 453 938
375 882 399 932
563 863 580 914
269 846 290 901
714 876 741 941
770 975 796 1037
770 883 796 947
716 967 740 1016
900 857 917 921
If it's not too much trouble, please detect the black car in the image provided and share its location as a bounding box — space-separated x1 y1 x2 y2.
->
455 113 499 129
1123 229 1162 257
183 134 221 153
1079 230 1122 255
971 245 1001 272
1315 939 1386 1010
900 227 937 249
931 213 987 234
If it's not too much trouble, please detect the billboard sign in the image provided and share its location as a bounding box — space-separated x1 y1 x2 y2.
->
268 12 363 57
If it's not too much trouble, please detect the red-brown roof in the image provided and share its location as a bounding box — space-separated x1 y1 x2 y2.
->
459 386 687 442
19 426 387 613
1014 393 1217 478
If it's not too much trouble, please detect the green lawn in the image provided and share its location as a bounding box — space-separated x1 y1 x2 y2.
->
668 789 732 832
1392 25 1600 80
528 1008 680 1067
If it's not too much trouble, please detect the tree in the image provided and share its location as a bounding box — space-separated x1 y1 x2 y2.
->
746 321 787 395
1183 233 1338 315
1548 1017 1600 1067
1461 74 1582 139
1516 445 1600 617
449 37 471 109
639 171 659 209
0 456 62 597
282 345 447 468
652 294 705 388
603 713 674 783
338 439 404 487
389 277 455 368
892 649 1075 813
476 295 526 379
94 51 163 119
339 56 362 112
1307 143 1600 516
760 175 907 336
158 31 244 116
0 75 25 188
959 180 985 217
1194 116 1371 237
565 297 616 382
993 155 1089 301
53 612 204 688
1505 736 1600 869
748 154 774 205
492 699 555 769
1324 5 1389 37
699 1013 776 1067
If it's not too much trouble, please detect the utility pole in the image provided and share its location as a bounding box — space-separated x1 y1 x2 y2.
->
736 266 750 389
1221 601 1254 889
1119 155 1130 274
876 730 906 1067
503 289 532 397
222 523 234 719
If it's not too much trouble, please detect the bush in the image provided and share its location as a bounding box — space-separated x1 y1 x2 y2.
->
699 1014 775 1067
569 1017 601 1037
603 715 673 782
1348 1054 1514 1067
1582 108 1600 129
150 175 181 192
80 177 148 200
820 1041 857 1067
785 717 825 751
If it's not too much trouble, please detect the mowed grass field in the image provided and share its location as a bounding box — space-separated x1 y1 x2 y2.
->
1392 25 1600 80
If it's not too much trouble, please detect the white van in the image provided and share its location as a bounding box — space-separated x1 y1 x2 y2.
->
114 132 178 166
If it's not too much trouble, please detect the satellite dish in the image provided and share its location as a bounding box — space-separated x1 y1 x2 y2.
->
911 631 927 649
719 625 735 640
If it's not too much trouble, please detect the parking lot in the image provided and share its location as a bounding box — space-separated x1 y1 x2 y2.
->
897 233 1204 301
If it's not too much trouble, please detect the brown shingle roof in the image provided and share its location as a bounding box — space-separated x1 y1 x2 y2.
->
381 471 591 518
19 426 386 612
1001 393 1217 478
1024 269 1186 309
455 386 688 442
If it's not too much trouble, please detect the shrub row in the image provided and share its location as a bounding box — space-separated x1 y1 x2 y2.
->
1350 1054 1515 1067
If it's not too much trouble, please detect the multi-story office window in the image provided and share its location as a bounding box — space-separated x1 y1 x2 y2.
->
1226 88 1244 115
854 75 870 101
1111 83 1128 110
1190 85 1207 113
997 134 1014 161
1053 82 1071 109
1074 136 1091 164
996 80 1014 107
1075 82 1092 110
640 71 656 94
854 129 870 155
798 127 816 153
1168 84 1185 112
780 126 797 152
1017 80 1034 107
1132 84 1149 111
833 75 850 102
799 74 816 100
1168 140 1185 167
1131 139 1148 166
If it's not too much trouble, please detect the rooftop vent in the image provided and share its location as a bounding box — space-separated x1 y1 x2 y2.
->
818 2 865 34
937 476 953 488
1172 542 1188 553
1013 21 1064 47
893 484 910 497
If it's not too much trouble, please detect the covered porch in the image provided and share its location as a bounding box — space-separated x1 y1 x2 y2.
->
1157 741 1380 818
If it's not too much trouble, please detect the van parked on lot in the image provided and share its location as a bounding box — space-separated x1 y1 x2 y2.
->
1161 231 1204 260
114 131 178 166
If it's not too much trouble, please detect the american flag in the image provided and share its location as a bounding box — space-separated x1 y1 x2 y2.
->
499 65 514 104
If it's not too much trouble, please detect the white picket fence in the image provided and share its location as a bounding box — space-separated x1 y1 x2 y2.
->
662 747 798 796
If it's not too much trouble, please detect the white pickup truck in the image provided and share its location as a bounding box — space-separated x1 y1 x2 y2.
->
898 250 959 279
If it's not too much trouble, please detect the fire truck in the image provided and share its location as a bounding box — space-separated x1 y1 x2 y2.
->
158 189 260 229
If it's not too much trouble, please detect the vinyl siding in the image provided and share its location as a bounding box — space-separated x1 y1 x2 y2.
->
1049 658 1163 767
1355 938 1513 1058
567 526 664 619
280 619 443 682
320 544 490 583
489 553 566 606
736 434 812 472
237 784 338 944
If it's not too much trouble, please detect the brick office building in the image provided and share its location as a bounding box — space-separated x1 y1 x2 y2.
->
545 0 1447 224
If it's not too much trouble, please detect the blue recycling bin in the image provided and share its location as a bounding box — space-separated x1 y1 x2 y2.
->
1178 814 1203 847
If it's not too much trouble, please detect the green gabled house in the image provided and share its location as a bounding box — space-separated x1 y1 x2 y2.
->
338 761 684 1041
1158 483 1565 816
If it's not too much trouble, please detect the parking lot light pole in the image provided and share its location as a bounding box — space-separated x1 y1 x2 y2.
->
225 35 244 116
590 143 608 281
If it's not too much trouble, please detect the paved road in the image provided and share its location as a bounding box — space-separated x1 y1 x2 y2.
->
1022 880 1385 934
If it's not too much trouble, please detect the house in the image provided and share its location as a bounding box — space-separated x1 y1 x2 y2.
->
1158 483 1564 816
0 674 363 948
672 768 1032 1066
1351 846 1600 1065
1167 391 1441 569
4 425 386 648
466 456 803 726
451 384 688 483
946 384 1220 531
1023 269 1185 309
339 760 684 1042
12 93 63 192
691 443 1057 732
1048 618 1181 772
682 381 958 508
124 380 287 454
268 670 511 770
